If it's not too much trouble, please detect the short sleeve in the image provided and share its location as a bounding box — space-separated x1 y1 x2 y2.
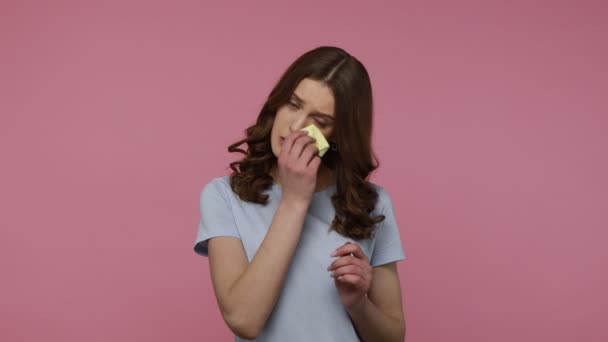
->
193 177 241 257
370 187 406 267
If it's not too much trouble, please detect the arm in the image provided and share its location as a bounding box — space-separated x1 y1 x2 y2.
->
204 130 320 339
346 262 406 342
207 199 309 340
328 243 406 342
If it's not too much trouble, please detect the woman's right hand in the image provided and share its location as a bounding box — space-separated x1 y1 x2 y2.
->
276 130 322 205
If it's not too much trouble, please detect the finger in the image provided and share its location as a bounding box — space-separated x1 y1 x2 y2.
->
335 274 365 287
297 143 319 169
307 153 322 170
282 131 308 156
332 242 368 261
331 264 363 279
328 255 365 271
289 135 316 162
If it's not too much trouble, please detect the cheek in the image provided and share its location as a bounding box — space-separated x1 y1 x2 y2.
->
274 108 290 123
271 113 283 132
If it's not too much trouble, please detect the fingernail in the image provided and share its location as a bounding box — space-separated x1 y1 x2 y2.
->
330 251 336 257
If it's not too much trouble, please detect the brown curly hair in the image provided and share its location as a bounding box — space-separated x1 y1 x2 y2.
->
226 46 385 240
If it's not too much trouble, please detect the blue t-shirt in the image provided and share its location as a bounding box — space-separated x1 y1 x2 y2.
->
194 175 406 341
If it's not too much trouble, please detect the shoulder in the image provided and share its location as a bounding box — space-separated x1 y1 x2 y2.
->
201 175 233 201
206 175 231 190
367 180 393 215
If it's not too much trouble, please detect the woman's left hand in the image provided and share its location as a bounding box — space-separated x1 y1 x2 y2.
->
328 242 372 310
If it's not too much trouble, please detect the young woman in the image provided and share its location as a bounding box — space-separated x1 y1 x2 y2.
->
194 46 407 341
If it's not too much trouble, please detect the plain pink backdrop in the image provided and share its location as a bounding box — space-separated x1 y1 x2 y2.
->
1 0 606 341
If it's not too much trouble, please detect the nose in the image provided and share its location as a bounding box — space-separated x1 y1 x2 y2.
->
289 116 309 134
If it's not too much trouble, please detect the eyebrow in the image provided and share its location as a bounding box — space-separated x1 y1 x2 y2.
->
291 93 335 121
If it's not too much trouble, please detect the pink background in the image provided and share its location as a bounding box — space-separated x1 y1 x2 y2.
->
1 1 607 341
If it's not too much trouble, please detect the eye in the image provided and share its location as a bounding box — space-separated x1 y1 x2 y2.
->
314 119 329 128
288 101 299 109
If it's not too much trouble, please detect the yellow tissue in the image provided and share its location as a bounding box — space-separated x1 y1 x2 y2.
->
300 124 330 157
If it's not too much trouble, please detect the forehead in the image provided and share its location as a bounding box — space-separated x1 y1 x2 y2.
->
292 78 335 116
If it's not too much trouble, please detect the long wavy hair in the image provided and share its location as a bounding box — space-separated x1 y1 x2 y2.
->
226 46 385 240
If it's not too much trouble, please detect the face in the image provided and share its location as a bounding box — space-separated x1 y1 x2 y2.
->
271 78 336 158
